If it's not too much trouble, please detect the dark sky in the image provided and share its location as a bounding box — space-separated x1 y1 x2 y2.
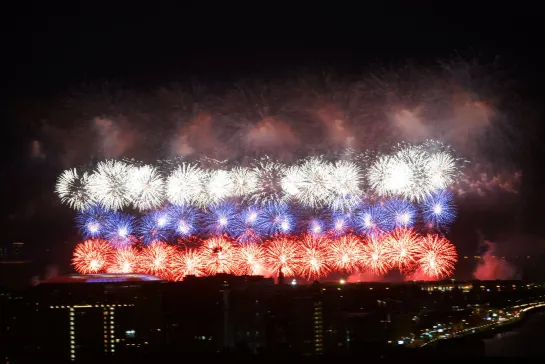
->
4 3 545 278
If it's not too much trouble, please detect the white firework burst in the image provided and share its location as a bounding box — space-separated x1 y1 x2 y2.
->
87 160 134 210
393 145 430 201
166 163 207 206
281 165 303 197
55 168 92 210
231 167 258 197
328 160 362 211
250 157 287 205
368 155 411 197
426 151 457 190
288 157 334 209
205 169 234 204
128 165 165 211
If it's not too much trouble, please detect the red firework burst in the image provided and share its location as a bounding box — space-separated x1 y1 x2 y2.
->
265 236 300 277
72 239 113 274
417 234 457 278
200 236 239 275
383 228 423 272
360 234 392 275
170 248 206 281
297 234 332 280
107 246 139 273
139 241 174 279
238 243 267 275
326 234 363 273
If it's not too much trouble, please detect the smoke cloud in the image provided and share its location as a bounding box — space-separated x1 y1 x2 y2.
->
473 241 517 280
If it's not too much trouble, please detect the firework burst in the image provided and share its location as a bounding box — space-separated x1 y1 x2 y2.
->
421 189 456 232
55 169 92 210
128 165 165 211
297 234 332 280
75 205 111 239
139 241 174 279
238 243 267 275
328 160 362 211
326 234 363 272
87 160 134 210
171 248 206 280
200 236 239 275
383 228 422 272
360 234 391 275
250 157 287 206
107 246 139 273
417 234 457 278
265 236 300 277
166 163 207 206
230 167 258 197
72 239 113 274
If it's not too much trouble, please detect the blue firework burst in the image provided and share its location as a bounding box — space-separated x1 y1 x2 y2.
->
75 205 111 239
382 199 417 231
420 189 456 232
203 202 237 236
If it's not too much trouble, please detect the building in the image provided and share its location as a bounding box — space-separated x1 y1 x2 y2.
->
33 273 166 363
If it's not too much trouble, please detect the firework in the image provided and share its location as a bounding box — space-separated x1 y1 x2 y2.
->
55 168 92 210
250 157 287 205
421 190 456 232
360 234 391 275
139 241 174 279
171 248 206 280
72 239 113 274
356 204 386 235
330 211 356 236
257 203 294 235
231 167 258 197
383 228 422 272
328 160 363 211
87 160 134 210
417 234 457 278
382 199 416 230
297 234 332 280
200 236 239 275
237 243 267 275
283 157 333 209
107 246 139 273
264 236 300 277
169 204 199 237
138 209 172 244
205 169 234 204
326 234 363 272
166 163 207 206
104 212 136 244
75 205 111 239
232 206 263 243
391 145 431 201
307 217 327 236
368 155 413 198
204 202 237 236
128 165 165 211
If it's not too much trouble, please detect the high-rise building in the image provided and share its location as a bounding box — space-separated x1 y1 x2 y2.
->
33 273 166 362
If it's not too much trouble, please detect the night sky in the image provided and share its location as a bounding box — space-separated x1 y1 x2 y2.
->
4 3 545 279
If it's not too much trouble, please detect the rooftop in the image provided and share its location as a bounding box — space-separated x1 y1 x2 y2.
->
40 273 165 284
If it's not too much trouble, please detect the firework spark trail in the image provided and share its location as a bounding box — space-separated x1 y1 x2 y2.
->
55 169 93 211
200 236 240 275
107 246 139 273
326 234 363 273
171 248 206 280
417 234 457 278
383 227 422 272
139 241 174 279
297 234 332 280
264 236 300 277
87 160 135 210
360 234 392 275
72 239 113 274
